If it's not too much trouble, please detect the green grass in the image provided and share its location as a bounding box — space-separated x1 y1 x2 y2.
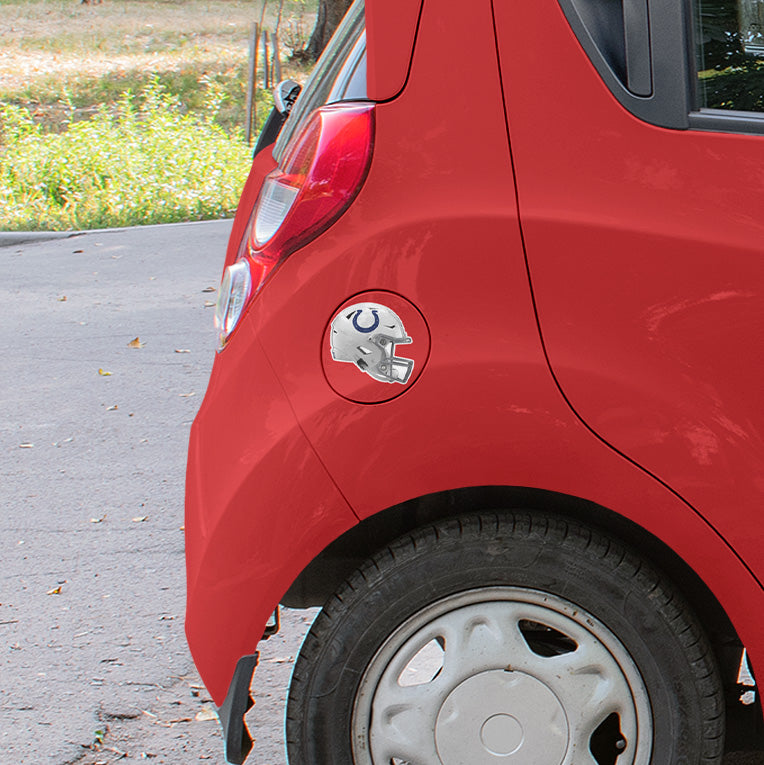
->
0 79 258 231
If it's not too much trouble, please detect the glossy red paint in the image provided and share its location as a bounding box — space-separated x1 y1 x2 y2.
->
186 0 764 758
185 320 357 703
493 0 764 670
365 0 422 100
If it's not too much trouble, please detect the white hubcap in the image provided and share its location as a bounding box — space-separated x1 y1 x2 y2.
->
352 587 652 765
435 670 568 764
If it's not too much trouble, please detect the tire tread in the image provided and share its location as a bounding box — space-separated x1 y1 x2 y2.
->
286 511 724 764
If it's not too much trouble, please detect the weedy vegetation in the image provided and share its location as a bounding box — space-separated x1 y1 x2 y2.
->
0 0 316 231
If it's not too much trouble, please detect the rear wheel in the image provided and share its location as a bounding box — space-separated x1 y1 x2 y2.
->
286 513 724 764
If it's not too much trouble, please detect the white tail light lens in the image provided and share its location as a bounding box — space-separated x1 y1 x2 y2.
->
253 180 299 245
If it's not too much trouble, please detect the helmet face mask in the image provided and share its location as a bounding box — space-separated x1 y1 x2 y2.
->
330 303 414 384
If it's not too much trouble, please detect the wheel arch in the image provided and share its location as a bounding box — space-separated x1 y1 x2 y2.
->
282 487 724 627
281 484 762 750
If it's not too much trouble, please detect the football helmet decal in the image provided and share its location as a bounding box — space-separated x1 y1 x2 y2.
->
330 303 414 384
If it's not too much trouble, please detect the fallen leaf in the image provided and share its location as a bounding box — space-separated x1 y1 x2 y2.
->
46 586 62 596
201 286 216 293
98 368 112 376
19 443 33 449
90 515 106 524
179 392 195 398
132 516 148 523
203 300 215 307
127 337 145 349
106 405 118 411
174 349 190 354
57 295 67 302
194 705 218 722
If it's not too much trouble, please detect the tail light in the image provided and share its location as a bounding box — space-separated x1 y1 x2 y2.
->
215 102 375 350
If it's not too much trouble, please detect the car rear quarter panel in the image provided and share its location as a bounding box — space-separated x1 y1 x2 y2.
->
185 323 357 704
252 0 764 678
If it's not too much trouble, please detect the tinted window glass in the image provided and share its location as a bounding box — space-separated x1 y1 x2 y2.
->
341 42 367 101
274 0 366 161
695 0 764 111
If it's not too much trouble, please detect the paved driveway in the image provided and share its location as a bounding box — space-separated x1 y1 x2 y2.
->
0 221 312 765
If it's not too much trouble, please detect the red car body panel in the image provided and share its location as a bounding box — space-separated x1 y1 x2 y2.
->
494 2 764 593
185 326 358 703
185 0 764 751
365 0 423 101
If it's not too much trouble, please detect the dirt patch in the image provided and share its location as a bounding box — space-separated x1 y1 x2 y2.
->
0 0 314 137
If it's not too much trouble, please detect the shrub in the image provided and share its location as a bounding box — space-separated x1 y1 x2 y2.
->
0 78 254 231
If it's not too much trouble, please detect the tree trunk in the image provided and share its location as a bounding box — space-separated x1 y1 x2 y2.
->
302 0 353 62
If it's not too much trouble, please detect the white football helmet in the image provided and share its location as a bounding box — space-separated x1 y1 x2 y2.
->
330 303 414 384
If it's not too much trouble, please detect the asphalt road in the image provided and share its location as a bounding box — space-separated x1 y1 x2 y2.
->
1 220 761 765
0 221 314 765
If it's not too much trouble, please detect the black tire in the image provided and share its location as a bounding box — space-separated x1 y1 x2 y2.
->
286 512 724 764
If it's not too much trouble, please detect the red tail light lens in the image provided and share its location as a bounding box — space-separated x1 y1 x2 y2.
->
216 102 374 350
248 101 374 288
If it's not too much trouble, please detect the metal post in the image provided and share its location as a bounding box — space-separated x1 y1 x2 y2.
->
245 23 260 145
262 30 270 90
271 32 282 84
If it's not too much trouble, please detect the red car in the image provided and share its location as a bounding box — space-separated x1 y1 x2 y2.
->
185 0 764 761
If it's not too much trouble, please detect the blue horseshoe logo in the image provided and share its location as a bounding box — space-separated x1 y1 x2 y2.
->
352 309 380 334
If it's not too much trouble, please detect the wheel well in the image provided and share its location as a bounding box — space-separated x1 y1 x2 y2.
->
281 485 762 750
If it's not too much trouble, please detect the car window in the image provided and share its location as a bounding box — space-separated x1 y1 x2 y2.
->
274 0 366 162
695 0 764 111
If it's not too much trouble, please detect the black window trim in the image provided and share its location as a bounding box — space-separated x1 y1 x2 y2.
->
688 0 764 133
556 0 694 129
557 0 764 134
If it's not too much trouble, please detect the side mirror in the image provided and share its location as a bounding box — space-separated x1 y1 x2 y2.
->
273 80 302 116
253 81 302 158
